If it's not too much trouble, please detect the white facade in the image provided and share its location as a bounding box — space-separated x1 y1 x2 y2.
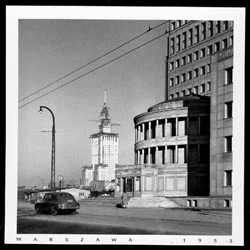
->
90 134 119 181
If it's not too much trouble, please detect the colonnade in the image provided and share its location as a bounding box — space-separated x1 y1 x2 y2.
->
135 117 189 143
135 144 187 165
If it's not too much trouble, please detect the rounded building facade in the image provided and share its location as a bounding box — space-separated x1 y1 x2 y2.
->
116 94 210 197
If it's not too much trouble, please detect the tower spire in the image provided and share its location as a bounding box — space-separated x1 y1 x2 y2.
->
104 89 106 106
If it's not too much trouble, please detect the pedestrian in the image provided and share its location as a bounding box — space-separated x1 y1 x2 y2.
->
121 192 128 208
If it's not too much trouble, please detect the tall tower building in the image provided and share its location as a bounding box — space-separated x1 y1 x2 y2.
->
90 90 119 181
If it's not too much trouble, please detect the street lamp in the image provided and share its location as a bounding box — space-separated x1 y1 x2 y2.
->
39 106 56 191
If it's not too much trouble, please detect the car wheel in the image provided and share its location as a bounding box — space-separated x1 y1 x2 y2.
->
35 205 42 214
51 206 58 216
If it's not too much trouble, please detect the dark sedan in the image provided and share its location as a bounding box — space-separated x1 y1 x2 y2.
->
34 192 80 216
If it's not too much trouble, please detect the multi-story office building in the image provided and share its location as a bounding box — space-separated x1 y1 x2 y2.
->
165 20 233 202
116 20 233 208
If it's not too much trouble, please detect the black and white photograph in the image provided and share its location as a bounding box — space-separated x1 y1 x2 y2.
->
5 6 245 245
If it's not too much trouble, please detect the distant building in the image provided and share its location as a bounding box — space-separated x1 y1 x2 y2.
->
81 166 93 186
82 90 120 183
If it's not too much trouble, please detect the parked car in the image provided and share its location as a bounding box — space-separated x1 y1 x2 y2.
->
34 192 80 216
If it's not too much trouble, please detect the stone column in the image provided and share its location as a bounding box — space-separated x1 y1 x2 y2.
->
149 121 151 139
156 119 159 138
165 145 168 164
142 123 145 141
156 146 159 164
138 125 141 141
175 144 178 164
142 148 145 165
148 147 151 165
137 150 140 165
176 117 178 136
165 118 168 137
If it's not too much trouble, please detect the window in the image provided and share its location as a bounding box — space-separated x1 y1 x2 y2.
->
176 35 180 52
224 170 232 186
194 68 198 78
175 75 180 85
181 56 186 66
187 71 192 80
182 32 187 49
225 67 233 85
223 21 228 30
207 81 211 91
225 101 233 118
188 29 193 46
207 45 213 55
200 48 205 58
171 22 176 30
224 136 232 152
170 61 174 71
175 92 179 98
194 25 199 43
169 78 174 87
229 36 233 46
181 90 185 97
181 73 186 82
169 94 174 99
215 42 220 52
200 83 206 93
186 88 192 95
170 37 175 54
187 54 192 63
193 86 198 94
177 20 182 28
201 22 206 40
200 66 206 76
222 38 228 49
215 21 221 33
208 21 213 37
175 59 180 68
207 64 211 73
194 51 199 61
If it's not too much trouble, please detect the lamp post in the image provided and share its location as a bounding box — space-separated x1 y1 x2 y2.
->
39 106 56 191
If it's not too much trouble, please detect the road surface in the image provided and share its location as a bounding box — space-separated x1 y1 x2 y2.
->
17 202 232 235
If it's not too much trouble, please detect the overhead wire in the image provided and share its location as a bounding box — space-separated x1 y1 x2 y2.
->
18 30 168 109
18 21 168 103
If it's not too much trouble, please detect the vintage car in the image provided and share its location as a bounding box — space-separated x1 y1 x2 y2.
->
34 192 80 215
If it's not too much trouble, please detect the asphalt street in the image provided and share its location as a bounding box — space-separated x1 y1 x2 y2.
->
17 202 232 235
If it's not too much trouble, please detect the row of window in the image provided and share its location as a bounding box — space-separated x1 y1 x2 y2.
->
169 67 233 98
169 36 233 71
169 20 233 55
169 81 211 99
170 20 233 33
169 65 211 87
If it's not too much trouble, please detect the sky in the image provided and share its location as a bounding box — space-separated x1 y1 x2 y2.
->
18 19 167 188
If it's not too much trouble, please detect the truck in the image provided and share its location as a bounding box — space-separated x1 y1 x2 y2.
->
88 180 115 198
